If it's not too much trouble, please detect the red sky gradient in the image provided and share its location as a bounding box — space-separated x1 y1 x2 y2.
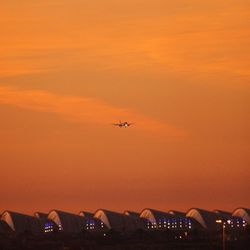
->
0 0 249 215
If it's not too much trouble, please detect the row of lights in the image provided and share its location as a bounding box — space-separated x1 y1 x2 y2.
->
216 219 247 228
44 221 106 232
44 222 54 233
147 219 192 230
86 221 105 231
44 218 247 233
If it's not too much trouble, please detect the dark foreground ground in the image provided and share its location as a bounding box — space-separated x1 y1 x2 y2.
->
1 231 250 250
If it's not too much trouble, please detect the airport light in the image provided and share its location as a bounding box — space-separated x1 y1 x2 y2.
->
216 219 226 250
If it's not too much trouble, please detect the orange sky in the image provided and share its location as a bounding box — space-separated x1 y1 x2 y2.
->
0 0 249 215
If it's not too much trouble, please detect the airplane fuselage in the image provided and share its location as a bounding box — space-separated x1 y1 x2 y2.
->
113 121 132 128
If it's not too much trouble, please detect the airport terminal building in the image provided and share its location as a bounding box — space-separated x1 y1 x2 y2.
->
0 207 249 237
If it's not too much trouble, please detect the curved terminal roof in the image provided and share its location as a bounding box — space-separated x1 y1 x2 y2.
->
79 210 105 231
34 212 48 220
34 212 58 231
168 210 186 217
233 208 250 225
214 210 239 221
48 210 84 233
95 209 144 232
124 211 140 218
1 211 42 233
186 208 220 230
140 208 174 224
124 210 147 229
79 211 94 219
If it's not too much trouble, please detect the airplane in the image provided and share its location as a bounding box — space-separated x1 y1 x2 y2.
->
112 121 134 128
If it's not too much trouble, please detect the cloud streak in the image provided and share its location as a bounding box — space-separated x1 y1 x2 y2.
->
1 1 249 80
0 86 185 136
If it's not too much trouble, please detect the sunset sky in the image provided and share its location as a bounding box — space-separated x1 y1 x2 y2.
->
0 0 249 215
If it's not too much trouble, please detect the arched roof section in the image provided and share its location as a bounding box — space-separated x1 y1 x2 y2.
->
1 211 14 231
79 210 105 231
214 210 232 219
79 211 94 219
124 211 147 229
34 212 58 232
94 210 111 229
140 209 174 223
48 210 84 233
34 212 48 220
124 211 140 218
168 210 186 217
186 208 219 230
94 209 143 232
233 208 250 225
1 211 42 233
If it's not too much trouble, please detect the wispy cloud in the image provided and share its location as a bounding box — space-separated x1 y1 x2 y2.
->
0 86 186 136
1 1 249 79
